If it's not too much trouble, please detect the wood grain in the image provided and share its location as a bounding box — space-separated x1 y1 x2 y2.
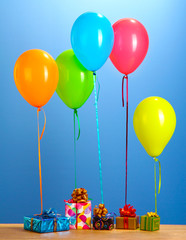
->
0 224 185 240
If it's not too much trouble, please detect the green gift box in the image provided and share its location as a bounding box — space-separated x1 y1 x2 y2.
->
140 215 160 231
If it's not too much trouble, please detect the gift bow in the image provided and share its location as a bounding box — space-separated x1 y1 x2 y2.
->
93 204 108 218
147 212 159 218
36 208 61 219
119 204 136 217
71 188 88 203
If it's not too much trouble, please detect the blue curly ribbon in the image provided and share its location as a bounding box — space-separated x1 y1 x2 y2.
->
96 75 100 102
35 208 60 219
93 75 100 104
93 72 104 204
106 212 117 218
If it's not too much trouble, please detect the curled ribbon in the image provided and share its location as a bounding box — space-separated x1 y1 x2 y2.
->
93 72 104 204
121 75 128 108
73 109 80 189
96 77 100 102
37 107 46 214
71 188 88 203
119 204 136 217
64 199 74 203
93 204 108 218
93 73 100 103
122 75 129 205
153 157 161 214
147 212 159 218
35 208 60 219
107 212 117 218
74 109 80 141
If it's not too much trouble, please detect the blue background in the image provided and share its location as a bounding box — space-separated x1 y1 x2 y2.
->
0 0 185 224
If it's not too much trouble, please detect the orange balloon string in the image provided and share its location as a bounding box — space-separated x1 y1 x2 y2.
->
37 107 46 214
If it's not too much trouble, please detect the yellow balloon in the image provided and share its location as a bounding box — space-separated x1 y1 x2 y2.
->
133 97 176 157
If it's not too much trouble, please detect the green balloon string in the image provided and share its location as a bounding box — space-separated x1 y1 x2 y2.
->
93 72 104 204
73 109 80 189
154 157 161 214
74 109 80 140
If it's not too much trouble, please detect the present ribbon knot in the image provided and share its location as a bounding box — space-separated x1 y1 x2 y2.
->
119 204 136 217
41 208 60 218
147 212 159 218
93 204 108 218
71 188 88 203
35 208 60 219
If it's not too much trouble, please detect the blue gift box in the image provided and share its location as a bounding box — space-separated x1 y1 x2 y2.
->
24 208 70 233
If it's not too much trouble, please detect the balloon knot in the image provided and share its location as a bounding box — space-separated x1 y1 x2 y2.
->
154 157 158 162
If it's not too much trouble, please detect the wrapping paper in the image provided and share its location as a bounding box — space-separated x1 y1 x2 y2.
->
93 215 114 230
24 215 69 233
65 200 91 229
116 216 139 229
140 215 160 231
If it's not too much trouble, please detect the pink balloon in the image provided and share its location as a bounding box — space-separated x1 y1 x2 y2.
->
110 18 149 75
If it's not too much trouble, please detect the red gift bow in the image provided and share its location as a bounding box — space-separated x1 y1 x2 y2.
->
119 204 136 217
64 199 74 203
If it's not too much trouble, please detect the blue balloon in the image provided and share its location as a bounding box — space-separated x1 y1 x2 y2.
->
71 12 114 72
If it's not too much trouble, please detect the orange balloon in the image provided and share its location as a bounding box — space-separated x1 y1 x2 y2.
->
14 49 59 108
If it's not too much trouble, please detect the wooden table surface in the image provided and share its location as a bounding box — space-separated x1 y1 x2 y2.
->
0 224 185 240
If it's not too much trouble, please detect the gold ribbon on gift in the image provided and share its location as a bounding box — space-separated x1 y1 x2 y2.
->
71 188 88 203
53 218 57 232
31 218 33 231
93 204 108 218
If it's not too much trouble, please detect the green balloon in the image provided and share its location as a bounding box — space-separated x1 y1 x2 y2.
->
56 49 94 109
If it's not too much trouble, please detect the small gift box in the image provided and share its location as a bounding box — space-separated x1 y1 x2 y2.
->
93 215 114 230
65 188 91 229
116 204 139 230
140 212 160 231
92 204 114 230
24 208 69 233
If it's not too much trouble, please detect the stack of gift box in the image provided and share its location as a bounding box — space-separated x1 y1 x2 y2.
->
24 187 160 233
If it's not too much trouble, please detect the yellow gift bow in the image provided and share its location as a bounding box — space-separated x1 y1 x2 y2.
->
147 212 159 218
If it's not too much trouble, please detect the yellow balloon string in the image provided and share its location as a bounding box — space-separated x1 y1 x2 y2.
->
153 157 161 214
37 108 46 214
